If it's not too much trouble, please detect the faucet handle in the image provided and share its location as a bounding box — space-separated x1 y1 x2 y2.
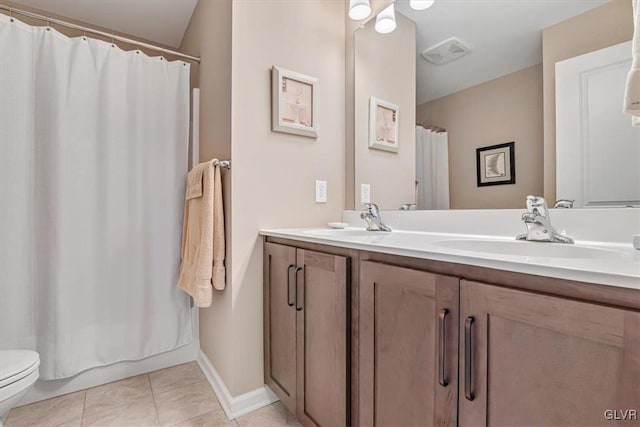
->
361 202 380 215
525 195 548 216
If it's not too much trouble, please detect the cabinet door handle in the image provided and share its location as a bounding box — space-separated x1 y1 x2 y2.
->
286 265 295 307
464 316 475 401
295 267 303 311
438 308 449 387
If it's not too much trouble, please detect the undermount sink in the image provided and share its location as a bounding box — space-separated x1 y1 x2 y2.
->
303 229 377 238
434 239 625 260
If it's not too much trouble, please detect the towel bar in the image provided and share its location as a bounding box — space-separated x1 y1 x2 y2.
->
212 160 231 169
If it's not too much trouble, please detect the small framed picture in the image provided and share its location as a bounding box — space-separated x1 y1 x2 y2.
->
271 66 318 138
369 97 399 153
476 142 516 186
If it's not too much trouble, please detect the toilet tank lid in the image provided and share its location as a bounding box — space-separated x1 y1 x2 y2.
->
0 350 40 382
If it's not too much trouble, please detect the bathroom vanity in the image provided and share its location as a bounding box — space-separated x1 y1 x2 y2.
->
260 0 640 424
261 217 640 427
265 3 640 423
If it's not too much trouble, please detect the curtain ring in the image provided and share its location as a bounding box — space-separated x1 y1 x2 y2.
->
9 7 14 22
46 17 51 30
111 35 115 48
82 27 87 41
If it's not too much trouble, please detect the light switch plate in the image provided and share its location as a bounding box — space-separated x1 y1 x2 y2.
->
361 184 371 204
315 180 328 203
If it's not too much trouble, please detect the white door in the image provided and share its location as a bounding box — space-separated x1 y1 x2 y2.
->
556 41 640 208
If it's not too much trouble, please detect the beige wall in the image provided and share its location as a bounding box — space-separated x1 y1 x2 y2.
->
179 0 235 393
542 0 634 202
345 0 395 209
354 13 416 209
417 64 544 209
182 0 346 398
228 0 346 395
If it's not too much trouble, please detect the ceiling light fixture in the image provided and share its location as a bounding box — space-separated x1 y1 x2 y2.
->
410 0 435 10
349 0 372 21
375 3 397 34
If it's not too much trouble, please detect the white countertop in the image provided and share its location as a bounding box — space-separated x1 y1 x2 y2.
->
260 228 640 291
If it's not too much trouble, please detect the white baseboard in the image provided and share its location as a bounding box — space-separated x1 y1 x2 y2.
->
197 349 279 420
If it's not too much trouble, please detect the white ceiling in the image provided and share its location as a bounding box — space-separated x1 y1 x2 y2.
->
395 0 608 104
8 0 198 48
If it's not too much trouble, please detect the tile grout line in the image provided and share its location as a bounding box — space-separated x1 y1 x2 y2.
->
80 389 88 424
166 411 213 427
158 379 219 427
12 364 224 427
148 374 162 426
82 375 157 426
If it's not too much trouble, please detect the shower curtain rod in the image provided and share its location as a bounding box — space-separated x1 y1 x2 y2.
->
417 122 447 133
0 4 201 63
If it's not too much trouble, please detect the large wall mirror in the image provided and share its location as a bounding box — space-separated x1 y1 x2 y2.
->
351 0 639 210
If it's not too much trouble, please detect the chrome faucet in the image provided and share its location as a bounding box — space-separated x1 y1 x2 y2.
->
517 196 574 243
361 203 392 232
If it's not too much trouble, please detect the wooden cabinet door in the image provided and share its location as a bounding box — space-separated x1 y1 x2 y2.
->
295 249 349 427
264 242 297 414
459 280 640 427
359 261 460 427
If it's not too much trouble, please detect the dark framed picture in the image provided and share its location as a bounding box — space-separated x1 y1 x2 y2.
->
476 142 515 187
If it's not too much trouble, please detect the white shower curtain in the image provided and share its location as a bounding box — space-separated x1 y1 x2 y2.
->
0 15 192 379
416 126 450 210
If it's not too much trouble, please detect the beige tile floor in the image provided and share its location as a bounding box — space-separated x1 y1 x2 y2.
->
6 362 299 427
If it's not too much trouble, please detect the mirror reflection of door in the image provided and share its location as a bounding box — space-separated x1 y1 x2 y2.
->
352 0 636 210
556 41 640 208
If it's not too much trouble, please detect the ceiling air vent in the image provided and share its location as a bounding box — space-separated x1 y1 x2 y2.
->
421 37 471 65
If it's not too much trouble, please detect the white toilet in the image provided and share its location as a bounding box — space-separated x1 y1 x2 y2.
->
0 350 40 427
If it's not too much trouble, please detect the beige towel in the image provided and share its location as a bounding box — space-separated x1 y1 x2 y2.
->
178 160 226 307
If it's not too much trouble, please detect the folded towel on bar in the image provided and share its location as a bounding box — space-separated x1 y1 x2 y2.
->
624 0 640 127
178 159 226 307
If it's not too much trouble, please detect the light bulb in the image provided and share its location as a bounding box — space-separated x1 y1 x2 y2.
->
375 3 397 34
349 0 371 21
410 0 435 10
